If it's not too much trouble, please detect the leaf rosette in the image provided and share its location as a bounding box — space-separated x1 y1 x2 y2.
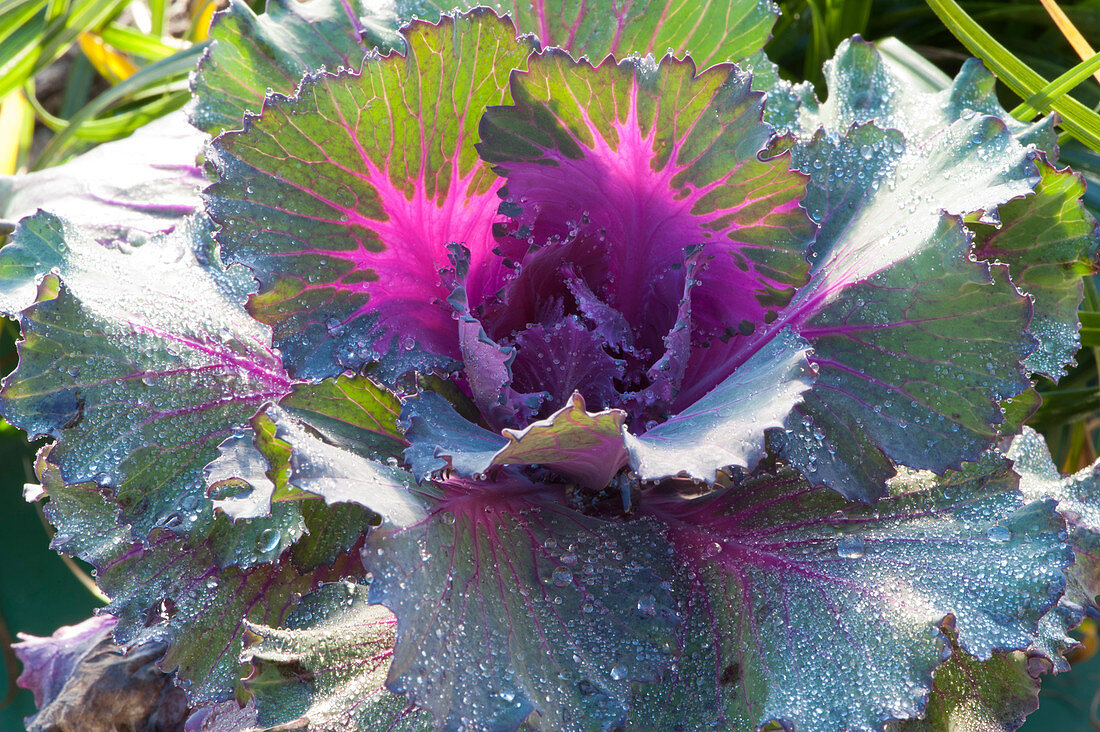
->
0 0 1097 730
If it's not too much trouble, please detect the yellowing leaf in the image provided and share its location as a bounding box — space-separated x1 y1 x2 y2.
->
78 32 137 84
0 89 30 175
190 0 219 42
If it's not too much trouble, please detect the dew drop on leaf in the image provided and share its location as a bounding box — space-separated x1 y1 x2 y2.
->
551 566 572 587
255 527 281 553
836 535 866 559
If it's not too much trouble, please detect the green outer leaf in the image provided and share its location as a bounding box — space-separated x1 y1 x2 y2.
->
274 409 427 528
36 456 366 704
184 700 260 731
398 0 777 69
0 214 296 562
191 0 403 134
205 422 285 521
762 37 1098 384
364 485 679 730
292 499 379 574
208 374 408 522
400 390 508 480
742 39 1049 501
1009 425 1100 537
279 373 406 461
630 455 1071 730
971 159 1100 379
887 637 1039 732
1007 426 1100 640
242 583 432 731
876 37 952 94
765 39 1055 154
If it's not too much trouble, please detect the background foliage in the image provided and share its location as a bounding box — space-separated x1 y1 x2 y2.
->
3 0 1100 728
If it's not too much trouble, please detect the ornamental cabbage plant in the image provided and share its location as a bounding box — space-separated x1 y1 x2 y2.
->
5 0 1100 730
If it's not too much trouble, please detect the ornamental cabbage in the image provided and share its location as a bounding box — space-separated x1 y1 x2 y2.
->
4 1 1100 730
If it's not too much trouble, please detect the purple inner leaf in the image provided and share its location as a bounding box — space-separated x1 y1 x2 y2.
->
477 50 814 425
508 316 624 414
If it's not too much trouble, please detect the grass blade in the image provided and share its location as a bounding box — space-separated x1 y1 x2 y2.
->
925 0 1100 152
33 41 206 167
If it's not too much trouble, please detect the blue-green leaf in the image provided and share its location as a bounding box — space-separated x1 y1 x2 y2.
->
631 454 1070 730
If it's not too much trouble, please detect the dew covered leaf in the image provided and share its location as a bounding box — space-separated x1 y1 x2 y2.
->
0 213 299 565
184 700 260 732
631 454 1070 730
971 160 1100 379
886 636 1040 732
405 391 630 490
207 375 408 521
271 408 426 528
401 390 508 480
191 0 403 134
769 39 1098 383
242 582 431 731
206 11 530 380
773 207 1033 502
363 478 679 730
398 0 778 69
1008 425 1100 539
34 458 367 704
1006 426 1100 621
204 408 309 523
724 40 1049 500
278 374 406 460
625 328 814 483
0 110 206 239
766 39 1056 153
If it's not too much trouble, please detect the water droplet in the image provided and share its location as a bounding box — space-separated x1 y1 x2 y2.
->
637 594 656 617
551 566 572 587
255 528 281 553
987 525 1012 543
837 535 866 559
610 664 629 681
